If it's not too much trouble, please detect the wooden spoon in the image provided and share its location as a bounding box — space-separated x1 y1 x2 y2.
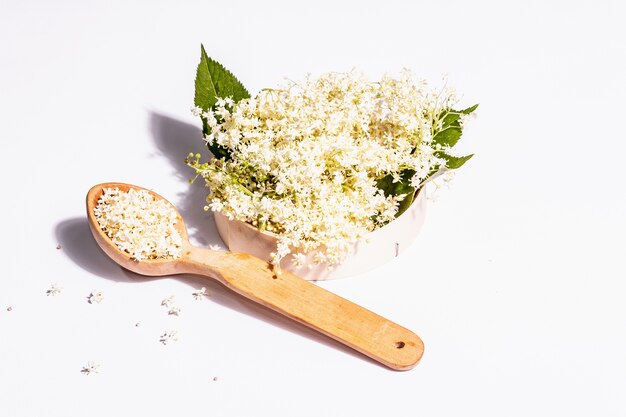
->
86 182 424 370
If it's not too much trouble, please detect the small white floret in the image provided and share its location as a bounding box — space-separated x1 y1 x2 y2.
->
46 283 62 296
161 295 175 308
192 287 208 300
87 291 104 304
81 361 100 375
159 330 178 345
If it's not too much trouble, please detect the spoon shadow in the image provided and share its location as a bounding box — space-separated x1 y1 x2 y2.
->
55 218 142 283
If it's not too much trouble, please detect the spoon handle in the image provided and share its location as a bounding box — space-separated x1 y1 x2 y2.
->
183 247 424 370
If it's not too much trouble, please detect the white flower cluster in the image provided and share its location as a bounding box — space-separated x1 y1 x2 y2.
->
190 71 463 267
94 188 183 261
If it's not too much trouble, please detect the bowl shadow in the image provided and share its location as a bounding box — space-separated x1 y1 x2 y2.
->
148 111 223 248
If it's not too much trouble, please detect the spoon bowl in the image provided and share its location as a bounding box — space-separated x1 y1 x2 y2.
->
87 182 194 276
86 182 424 370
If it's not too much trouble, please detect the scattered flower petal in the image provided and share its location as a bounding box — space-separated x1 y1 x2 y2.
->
159 330 178 345
87 291 104 304
192 287 208 300
81 361 100 375
46 284 62 296
161 295 175 308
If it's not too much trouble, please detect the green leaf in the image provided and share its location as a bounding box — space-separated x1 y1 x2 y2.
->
439 104 478 130
432 103 478 149
207 141 233 160
194 45 251 160
194 46 217 111
421 152 474 185
433 126 462 147
442 111 462 127
438 152 474 169
460 103 479 114
194 44 250 111
376 169 417 218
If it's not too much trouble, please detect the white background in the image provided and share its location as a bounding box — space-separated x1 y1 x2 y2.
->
1 0 625 415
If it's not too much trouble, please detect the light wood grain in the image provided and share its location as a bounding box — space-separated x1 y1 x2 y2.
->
87 182 424 370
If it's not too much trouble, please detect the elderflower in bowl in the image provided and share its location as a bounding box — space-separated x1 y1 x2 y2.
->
188 45 476 280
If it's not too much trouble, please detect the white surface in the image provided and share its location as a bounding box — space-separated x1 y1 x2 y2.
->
1 1 625 416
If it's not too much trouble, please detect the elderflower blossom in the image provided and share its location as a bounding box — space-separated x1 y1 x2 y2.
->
190 70 471 267
93 188 183 261
192 287 208 300
87 291 104 304
159 330 178 345
81 361 100 375
46 283 62 296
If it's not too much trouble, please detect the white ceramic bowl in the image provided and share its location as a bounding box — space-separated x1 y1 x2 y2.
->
214 187 427 280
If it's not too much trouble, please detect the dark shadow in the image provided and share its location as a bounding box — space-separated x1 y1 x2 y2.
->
148 111 223 248
55 218 142 283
